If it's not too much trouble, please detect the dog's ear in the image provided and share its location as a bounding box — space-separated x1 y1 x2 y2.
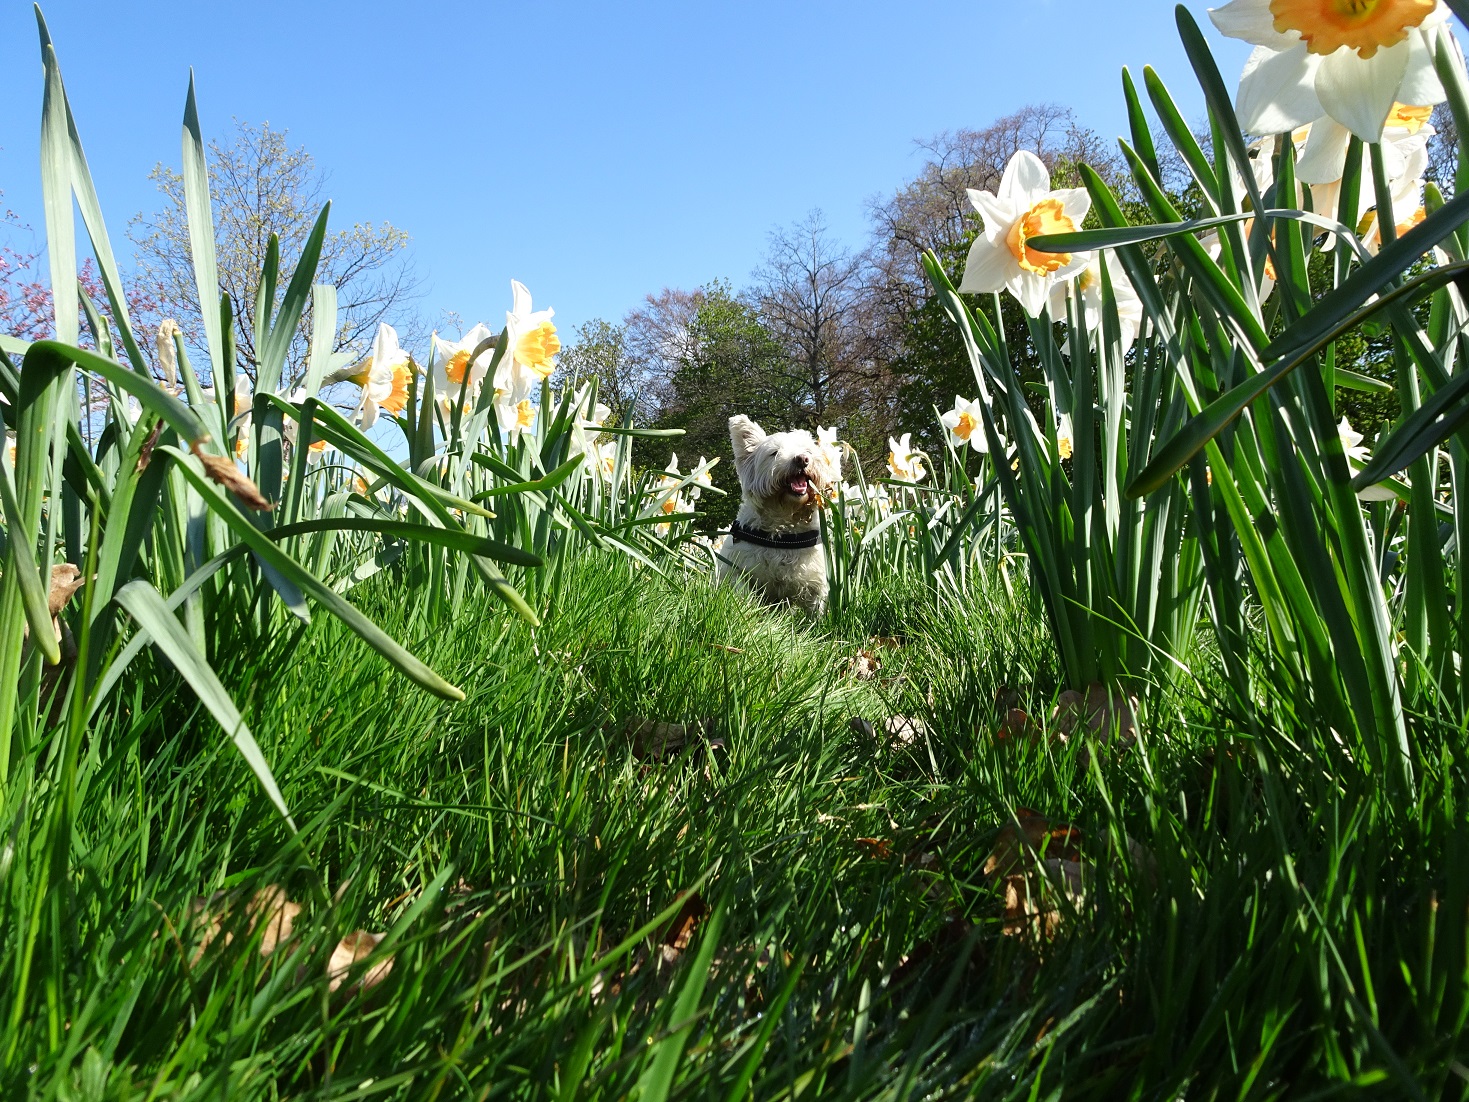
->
728 415 766 471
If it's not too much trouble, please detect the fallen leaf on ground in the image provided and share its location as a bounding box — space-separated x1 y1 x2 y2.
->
328 930 392 993
994 707 1038 743
1002 858 1085 940
621 715 717 761
186 884 300 962
855 837 892 860
884 715 927 747
657 891 710 969
848 649 881 680
983 810 1082 878
1053 682 1138 746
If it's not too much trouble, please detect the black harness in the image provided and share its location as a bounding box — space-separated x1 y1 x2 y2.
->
729 520 820 550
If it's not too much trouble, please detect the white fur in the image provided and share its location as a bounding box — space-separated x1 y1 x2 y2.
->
716 415 839 617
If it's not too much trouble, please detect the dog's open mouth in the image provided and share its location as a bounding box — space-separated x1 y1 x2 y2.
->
788 475 810 496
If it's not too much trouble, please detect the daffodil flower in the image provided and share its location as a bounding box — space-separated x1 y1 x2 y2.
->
1338 415 1400 499
1055 413 1074 461
1046 253 1145 353
688 456 718 502
201 374 254 457
594 440 620 481
816 425 844 475
959 150 1093 317
1359 154 1428 252
568 387 613 466
494 395 538 442
1295 107 1430 246
433 324 496 410
504 280 560 389
1209 0 1450 142
941 396 990 453
576 388 612 432
887 433 927 482
326 323 414 430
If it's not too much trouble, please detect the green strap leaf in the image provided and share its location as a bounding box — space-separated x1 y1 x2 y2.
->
182 71 227 381
0 448 60 665
114 579 294 827
160 445 467 701
1128 262 1469 496
256 205 330 394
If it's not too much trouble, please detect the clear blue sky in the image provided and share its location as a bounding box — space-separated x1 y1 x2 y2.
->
0 0 1250 339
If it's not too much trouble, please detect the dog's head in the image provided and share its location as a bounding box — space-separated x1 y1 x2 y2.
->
728 415 839 525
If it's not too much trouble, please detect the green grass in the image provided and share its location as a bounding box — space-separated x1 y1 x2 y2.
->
3 554 1467 1099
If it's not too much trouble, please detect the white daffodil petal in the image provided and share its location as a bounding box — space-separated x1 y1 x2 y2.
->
958 236 1015 294
1316 43 1410 143
1000 150 1052 205
1398 27 1449 107
1295 116 1351 184
1209 0 1298 50
969 190 1016 238
1010 271 1052 319
1057 188 1091 223
510 280 533 318
1237 44 1323 134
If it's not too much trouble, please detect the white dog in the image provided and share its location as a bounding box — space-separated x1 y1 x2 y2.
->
717 415 839 617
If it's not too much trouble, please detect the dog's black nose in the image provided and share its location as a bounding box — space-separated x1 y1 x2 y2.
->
796 454 811 469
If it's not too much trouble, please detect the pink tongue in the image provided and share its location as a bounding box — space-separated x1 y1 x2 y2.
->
791 477 809 493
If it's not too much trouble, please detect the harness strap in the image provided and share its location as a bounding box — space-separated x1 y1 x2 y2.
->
729 521 820 550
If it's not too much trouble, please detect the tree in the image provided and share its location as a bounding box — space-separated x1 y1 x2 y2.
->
129 119 420 389
553 317 658 427
750 210 872 428
1427 101 1459 196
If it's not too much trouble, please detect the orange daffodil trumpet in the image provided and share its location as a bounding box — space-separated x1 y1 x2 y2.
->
959 150 1093 318
432 323 496 412
1208 0 1451 141
941 396 990 453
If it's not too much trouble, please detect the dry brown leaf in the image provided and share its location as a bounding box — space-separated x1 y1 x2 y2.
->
855 837 892 860
660 891 709 954
328 930 392 993
47 564 85 618
1052 682 1138 747
884 715 927 747
994 707 1038 744
135 419 164 472
622 715 716 761
982 808 1053 878
1001 858 1085 940
249 886 300 957
185 884 300 963
191 442 273 511
848 649 881 680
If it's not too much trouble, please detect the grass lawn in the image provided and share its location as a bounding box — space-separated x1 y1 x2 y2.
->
4 553 1466 1099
